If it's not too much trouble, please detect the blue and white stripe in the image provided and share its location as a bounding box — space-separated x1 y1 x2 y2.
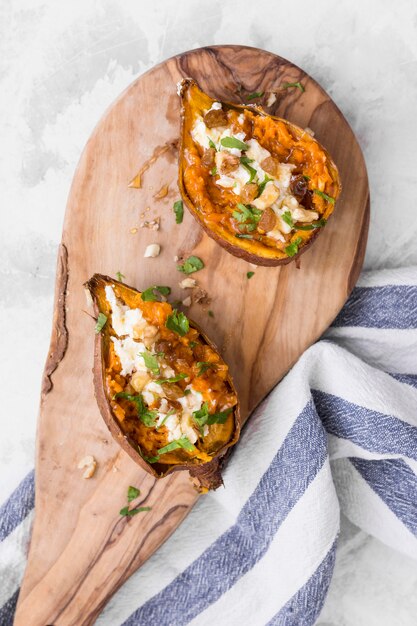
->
1 267 417 625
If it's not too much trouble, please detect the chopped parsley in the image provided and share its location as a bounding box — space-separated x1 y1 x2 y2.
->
114 392 158 427
210 166 217 176
177 256 205 274
189 341 198 349
192 402 232 434
303 174 311 181
173 200 184 224
285 236 303 257
95 312 107 334
220 136 249 151
141 285 171 302
116 271 125 282
313 189 335 204
235 233 254 239
240 156 257 183
127 486 140 502
247 91 264 100
208 138 217 151
282 81 305 93
197 361 216 376
155 372 188 384
247 271 255 279
282 210 295 228
233 203 262 232
120 506 151 517
208 310 214 317
166 309 190 336
297 218 327 231
140 352 160 375
157 408 175 430
257 175 273 197
156 436 196 457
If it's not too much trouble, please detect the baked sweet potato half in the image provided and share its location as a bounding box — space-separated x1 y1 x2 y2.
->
85 274 240 490
178 79 341 266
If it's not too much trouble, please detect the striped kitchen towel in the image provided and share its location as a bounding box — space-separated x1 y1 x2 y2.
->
1 267 416 625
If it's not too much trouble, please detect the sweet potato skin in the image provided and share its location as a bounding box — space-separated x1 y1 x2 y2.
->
86 274 241 489
178 78 342 266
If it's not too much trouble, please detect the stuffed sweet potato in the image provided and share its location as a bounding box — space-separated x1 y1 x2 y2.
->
178 79 341 266
85 274 240 489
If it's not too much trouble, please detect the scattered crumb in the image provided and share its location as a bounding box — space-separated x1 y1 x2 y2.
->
266 92 277 106
112 466 119 473
146 206 151 212
144 243 161 258
139 217 160 231
194 287 210 305
173 255 179 262
304 127 315 137
179 277 197 289
182 296 192 307
140 213 145 218
249 263 258 270
208 310 214 317
78 455 97 479
154 184 169 199
130 227 138 234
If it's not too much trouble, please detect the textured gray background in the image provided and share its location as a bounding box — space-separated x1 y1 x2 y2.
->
1 1 416 623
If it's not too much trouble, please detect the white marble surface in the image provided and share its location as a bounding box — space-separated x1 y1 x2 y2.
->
1 0 417 623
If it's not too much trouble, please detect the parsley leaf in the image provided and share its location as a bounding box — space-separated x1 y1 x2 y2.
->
285 236 303 257
240 156 257 183
114 392 158 427
208 138 217 151
141 285 171 302
155 373 188 384
166 309 189 336
177 256 205 274
233 203 262 232
207 407 233 425
247 91 264 100
208 310 214 317
313 189 335 204
140 352 160 375
235 233 253 239
127 486 140 502
192 403 232 433
116 271 125 282
282 81 305 92
157 436 196 456
220 136 248 151
173 200 184 224
120 506 151 517
210 166 217 175
282 210 295 228
247 271 255 279
95 312 107 334
257 175 273 198
297 218 327 231
197 361 216 376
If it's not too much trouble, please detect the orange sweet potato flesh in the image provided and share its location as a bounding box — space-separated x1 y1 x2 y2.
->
178 79 341 266
85 274 240 490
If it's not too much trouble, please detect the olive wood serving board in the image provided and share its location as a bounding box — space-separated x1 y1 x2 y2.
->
15 45 369 625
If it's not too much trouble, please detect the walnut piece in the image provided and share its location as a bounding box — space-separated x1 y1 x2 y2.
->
78 455 97 479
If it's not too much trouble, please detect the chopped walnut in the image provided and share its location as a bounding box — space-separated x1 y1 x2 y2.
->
194 287 210 305
78 455 97 479
266 92 277 107
154 184 169 199
203 109 228 128
219 154 240 175
144 243 161 258
182 296 192 307
139 217 160 231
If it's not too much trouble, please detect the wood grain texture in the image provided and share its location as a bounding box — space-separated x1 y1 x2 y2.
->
15 45 369 626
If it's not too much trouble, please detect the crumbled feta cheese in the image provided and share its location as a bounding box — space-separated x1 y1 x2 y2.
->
266 92 277 107
216 175 236 189
111 337 148 376
144 243 160 258
238 113 245 125
142 380 165 405
252 182 280 209
105 286 147 338
245 138 271 164
210 102 222 110
179 277 197 289
291 207 319 222
182 296 192 307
